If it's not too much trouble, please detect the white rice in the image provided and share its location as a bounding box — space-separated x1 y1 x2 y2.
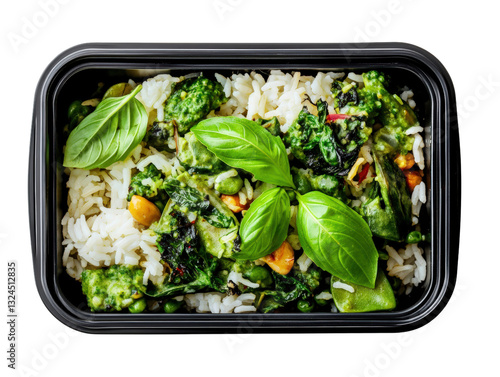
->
347 72 364 83
184 292 257 313
215 169 238 184
316 292 333 301
136 74 180 121
411 181 427 220
412 133 426 170
385 243 427 291
243 178 254 201
61 146 168 284
406 125 424 135
296 252 312 272
215 70 344 132
332 281 355 293
227 271 259 289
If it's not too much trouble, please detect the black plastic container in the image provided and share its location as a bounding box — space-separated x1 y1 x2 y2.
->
29 43 460 333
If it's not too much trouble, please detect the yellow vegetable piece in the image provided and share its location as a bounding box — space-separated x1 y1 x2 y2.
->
128 195 161 227
221 194 249 213
394 153 415 170
262 241 294 275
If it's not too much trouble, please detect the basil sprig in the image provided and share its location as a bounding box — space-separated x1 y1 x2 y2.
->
235 187 291 260
297 191 378 288
192 117 295 188
192 116 378 288
63 85 147 169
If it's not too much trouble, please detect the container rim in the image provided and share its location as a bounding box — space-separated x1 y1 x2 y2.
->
29 43 460 334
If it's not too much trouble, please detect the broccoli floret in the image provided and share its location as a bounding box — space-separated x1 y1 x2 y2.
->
81 265 145 312
128 164 168 211
361 71 419 155
164 76 227 135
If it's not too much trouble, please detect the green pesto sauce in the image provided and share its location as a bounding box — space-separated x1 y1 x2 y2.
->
177 131 228 174
164 76 227 135
81 265 145 312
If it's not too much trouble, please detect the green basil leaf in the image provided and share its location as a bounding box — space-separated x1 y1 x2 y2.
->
297 191 378 288
235 187 290 260
191 117 295 188
63 85 147 169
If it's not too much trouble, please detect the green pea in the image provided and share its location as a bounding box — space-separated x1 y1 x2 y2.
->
215 175 243 195
128 298 146 313
163 299 183 313
68 100 93 130
297 299 315 313
406 231 422 244
390 277 401 290
103 82 133 100
247 266 273 288
315 298 328 306
378 250 389 260
68 100 83 119
286 190 296 202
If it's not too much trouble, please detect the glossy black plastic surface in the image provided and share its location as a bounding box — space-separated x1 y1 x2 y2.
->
29 43 460 333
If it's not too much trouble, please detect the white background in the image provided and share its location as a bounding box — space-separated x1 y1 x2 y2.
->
0 0 498 376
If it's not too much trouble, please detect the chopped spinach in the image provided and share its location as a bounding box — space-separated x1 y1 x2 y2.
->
286 100 370 176
257 272 312 313
162 177 234 228
128 163 168 211
330 78 381 122
256 265 323 313
145 121 175 152
291 166 347 202
147 209 224 297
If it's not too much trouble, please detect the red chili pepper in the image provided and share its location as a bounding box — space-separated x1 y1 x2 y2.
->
358 163 370 183
326 113 351 122
176 267 184 276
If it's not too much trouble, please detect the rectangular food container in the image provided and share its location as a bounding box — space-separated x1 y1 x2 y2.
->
29 43 460 333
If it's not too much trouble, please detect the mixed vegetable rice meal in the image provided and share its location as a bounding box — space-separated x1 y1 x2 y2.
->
61 69 428 314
